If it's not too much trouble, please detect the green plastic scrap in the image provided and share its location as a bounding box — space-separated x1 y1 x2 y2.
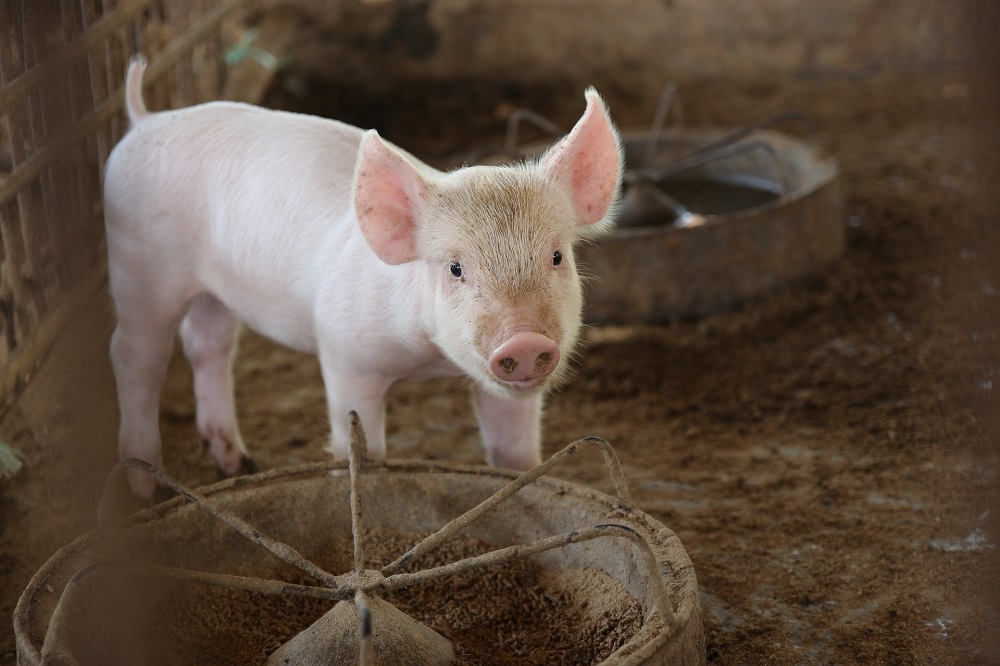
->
0 439 24 479
225 29 291 72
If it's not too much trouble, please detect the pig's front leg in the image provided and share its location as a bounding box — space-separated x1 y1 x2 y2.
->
474 387 544 470
319 352 391 461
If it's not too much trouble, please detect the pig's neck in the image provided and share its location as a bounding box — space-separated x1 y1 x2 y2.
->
312 243 463 384
386 258 465 382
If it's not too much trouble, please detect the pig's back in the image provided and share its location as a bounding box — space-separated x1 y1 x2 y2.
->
104 102 377 352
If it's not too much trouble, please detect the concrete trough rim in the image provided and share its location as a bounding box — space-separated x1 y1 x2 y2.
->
573 126 843 323
15 458 705 665
615 127 840 233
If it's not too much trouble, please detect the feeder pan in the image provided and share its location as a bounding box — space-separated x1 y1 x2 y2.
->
15 414 704 665
466 86 842 323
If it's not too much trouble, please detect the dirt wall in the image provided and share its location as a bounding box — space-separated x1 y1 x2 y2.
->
275 0 973 92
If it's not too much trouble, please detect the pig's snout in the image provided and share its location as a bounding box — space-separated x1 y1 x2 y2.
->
489 332 560 387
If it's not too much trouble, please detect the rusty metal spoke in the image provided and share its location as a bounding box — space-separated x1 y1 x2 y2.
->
102 458 341 589
382 436 632 575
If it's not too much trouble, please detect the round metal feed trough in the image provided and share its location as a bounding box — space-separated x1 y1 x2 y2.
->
581 125 842 323
15 421 704 665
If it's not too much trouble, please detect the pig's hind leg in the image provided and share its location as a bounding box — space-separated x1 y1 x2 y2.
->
180 293 254 477
109 287 187 498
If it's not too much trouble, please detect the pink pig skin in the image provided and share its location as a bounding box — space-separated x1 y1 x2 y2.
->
104 57 623 498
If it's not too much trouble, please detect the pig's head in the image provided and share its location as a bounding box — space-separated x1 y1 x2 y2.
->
353 88 622 397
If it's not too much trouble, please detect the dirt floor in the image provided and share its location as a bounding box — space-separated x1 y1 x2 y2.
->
2 60 999 664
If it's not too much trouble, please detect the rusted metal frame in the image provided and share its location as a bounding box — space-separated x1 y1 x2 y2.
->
355 590 375 666
503 107 564 152
644 81 685 166
65 560 353 602
348 411 367 571
378 523 676 628
637 110 816 185
65 524 675 630
629 139 792 199
103 457 344 590
75 397 670 659
99 457 618 528
381 436 633 576
85 433 674 644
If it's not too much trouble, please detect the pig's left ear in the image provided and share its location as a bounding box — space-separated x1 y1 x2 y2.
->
354 130 428 265
539 88 623 235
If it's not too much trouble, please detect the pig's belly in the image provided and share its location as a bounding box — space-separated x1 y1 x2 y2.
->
234 300 318 354
199 270 319 354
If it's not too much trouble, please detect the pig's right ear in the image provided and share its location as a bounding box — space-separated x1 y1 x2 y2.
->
353 130 427 265
539 88 623 235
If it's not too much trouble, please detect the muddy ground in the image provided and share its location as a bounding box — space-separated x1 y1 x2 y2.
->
2 59 999 665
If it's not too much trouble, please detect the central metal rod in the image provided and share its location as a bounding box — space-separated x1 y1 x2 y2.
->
348 411 367 571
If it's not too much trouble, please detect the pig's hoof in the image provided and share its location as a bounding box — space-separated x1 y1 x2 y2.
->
240 455 259 475
126 467 160 501
153 483 176 505
104 470 163 520
488 451 542 472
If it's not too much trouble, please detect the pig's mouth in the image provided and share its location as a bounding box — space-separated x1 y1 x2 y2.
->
495 376 546 391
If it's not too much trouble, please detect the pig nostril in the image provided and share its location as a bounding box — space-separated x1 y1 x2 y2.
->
499 358 518 374
490 333 560 382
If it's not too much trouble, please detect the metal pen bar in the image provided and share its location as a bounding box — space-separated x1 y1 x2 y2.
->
65 560 352 602
504 107 564 152
348 411 367 571
639 110 814 185
381 436 632 576
629 138 792 199
102 458 343 590
378 524 675 628
644 82 684 166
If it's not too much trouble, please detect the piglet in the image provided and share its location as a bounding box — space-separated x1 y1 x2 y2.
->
104 57 623 498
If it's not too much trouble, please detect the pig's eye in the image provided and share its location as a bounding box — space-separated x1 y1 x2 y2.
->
449 261 463 278
552 250 563 266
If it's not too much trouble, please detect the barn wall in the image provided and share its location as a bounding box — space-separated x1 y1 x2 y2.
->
280 0 974 92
